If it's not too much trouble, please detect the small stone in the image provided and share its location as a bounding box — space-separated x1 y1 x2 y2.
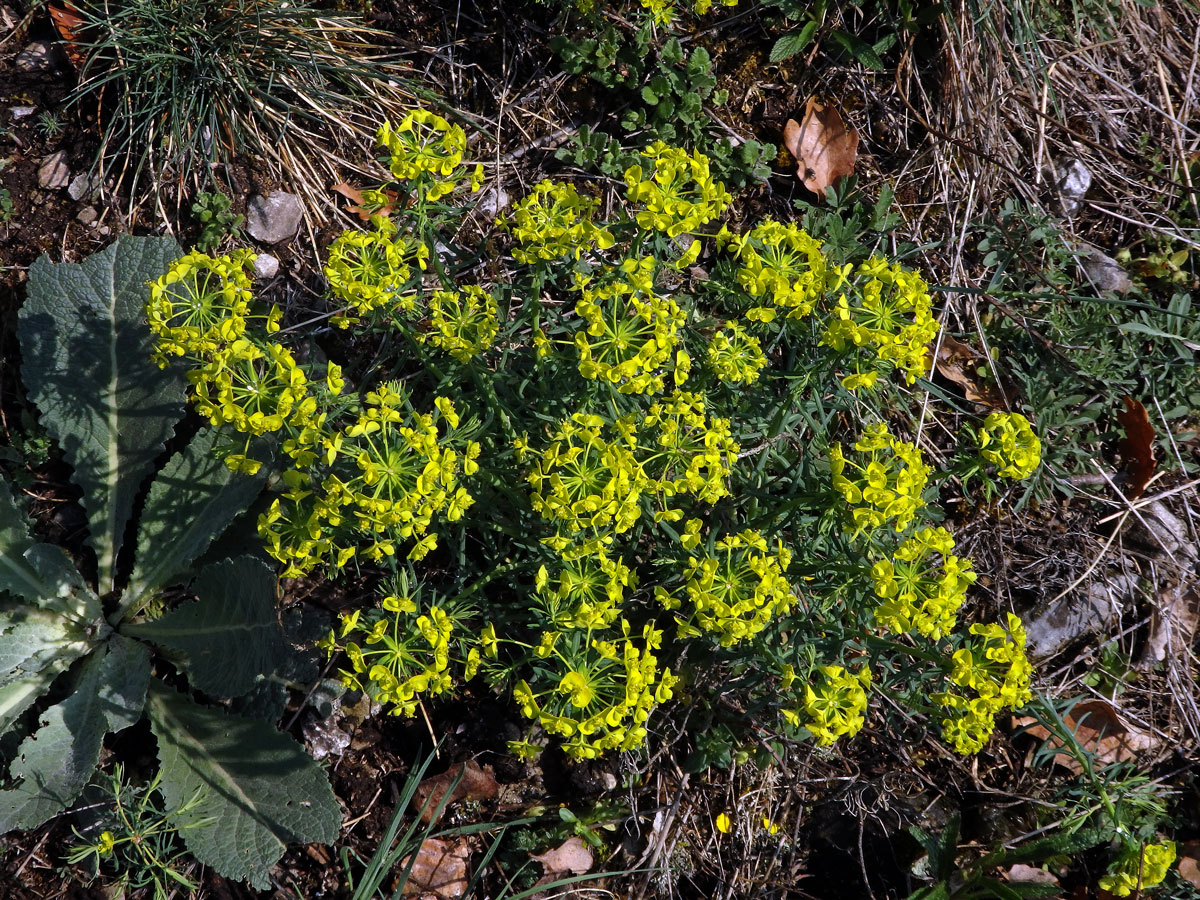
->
37 151 70 190
246 190 303 244
75 206 98 226
10 106 36 121
252 253 279 279
479 185 509 218
1078 244 1132 294
1055 158 1091 216
67 173 100 202
15 41 64 74
98 225 109 236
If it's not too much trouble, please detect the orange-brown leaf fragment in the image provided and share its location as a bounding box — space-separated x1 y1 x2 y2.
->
1117 396 1157 499
531 836 594 877
48 2 86 69
399 837 470 899
783 98 859 197
414 760 499 824
331 182 397 220
934 335 1011 410
1014 699 1160 773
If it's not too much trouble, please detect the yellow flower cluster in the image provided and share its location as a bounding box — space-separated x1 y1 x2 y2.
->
512 619 677 759
641 390 738 507
146 249 264 364
421 285 499 362
934 613 1032 754
1100 841 1176 897
572 257 688 394
324 215 427 325
505 180 616 265
659 529 797 646
978 411 1041 479
624 142 731 238
638 0 737 26
822 256 939 387
706 321 767 384
259 388 479 576
794 665 871 746
377 110 481 202
323 597 478 717
721 220 831 323
535 546 635 629
830 423 930 535
871 527 976 640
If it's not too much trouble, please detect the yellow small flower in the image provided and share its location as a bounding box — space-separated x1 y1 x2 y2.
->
715 812 732 834
96 831 115 856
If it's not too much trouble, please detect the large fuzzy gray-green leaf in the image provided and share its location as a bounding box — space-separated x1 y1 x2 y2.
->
124 428 266 609
19 236 185 594
0 480 51 606
125 557 284 698
0 636 150 832
147 683 341 888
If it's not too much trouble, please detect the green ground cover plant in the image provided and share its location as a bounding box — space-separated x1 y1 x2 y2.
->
0 237 340 888
146 108 1041 772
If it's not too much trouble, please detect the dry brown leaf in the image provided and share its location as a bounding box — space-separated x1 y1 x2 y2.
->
531 836 594 876
934 335 1010 410
414 760 499 824
1006 864 1059 885
782 98 859 197
1014 699 1160 773
400 837 470 899
331 182 398 220
1116 396 1157 499
1178 841 1200 889
48 2 86 69
1140 583 1200 666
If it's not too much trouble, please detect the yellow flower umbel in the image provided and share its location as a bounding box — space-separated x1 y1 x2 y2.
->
871 527 977 640
660 529 797 646
934 612 1033 754
624 143 731 238
722 220 830 323
639 390 739 508
505 180 616 265
1100 841 1176 897
421 285 499 362
800 665 871 746
324 215 427 325
978 412 1041 479
146 249 263 364
535 545 636 630
377 109 473 202
829 423 930 536
572 257 688 394
511 619 677 759
821 255 939 386
706 321 768 384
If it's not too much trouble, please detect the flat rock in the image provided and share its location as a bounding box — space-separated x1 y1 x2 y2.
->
252 253 280 279
37 151 70 189
15 40 64 73
67 173 100 202
75 206 98 226
9 106 36 121
1055 158 1091 216
1078 244 1131 294
246 190 303 244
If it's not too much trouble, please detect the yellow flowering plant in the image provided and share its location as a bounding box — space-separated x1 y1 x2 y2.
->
147 113 1041 770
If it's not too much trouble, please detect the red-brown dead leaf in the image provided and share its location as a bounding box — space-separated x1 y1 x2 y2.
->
414 760 499 824
1178 841 1200 889
1117 396 1157 499
48 2 87 69
1014 699 1160 774
934 335 1011 410
399 836 470 899
783 98 859 197
331 182 398 220
531 836 594 877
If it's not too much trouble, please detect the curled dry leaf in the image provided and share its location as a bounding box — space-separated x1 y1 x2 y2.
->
1014 698 1161 774
782 97 859 197
399 836 471 900
532 836 594 876
414 760 499 824
1116 396 1157 499
933 334 1011 410
48 2 87 69
331 182 398 220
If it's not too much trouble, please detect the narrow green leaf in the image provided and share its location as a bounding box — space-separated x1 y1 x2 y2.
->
148 682 341 889
829 29 885 70
19 236 186 594
125 428 267 608
0 637 148 832
125 557 285 698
